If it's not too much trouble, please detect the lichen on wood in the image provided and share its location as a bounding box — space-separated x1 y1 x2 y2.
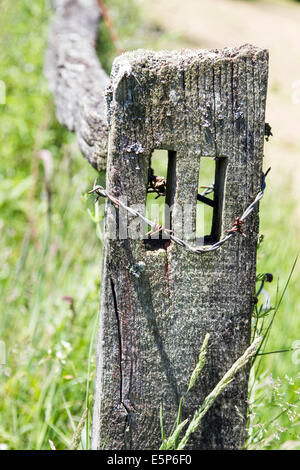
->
91 45 269 450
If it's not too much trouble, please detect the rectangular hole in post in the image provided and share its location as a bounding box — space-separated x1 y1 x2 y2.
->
196 157 227 245
145 149 176 250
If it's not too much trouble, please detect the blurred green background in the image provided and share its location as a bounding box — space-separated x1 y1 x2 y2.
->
0 0 299 450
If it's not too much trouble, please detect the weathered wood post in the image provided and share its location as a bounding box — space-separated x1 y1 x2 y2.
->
91 45 268 450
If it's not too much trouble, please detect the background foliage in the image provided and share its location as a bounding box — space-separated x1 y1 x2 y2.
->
0 0 299 450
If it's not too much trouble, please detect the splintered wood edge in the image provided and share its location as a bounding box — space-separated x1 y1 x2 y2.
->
110 45 268 90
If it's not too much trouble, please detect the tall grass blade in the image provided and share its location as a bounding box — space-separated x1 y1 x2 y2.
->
188 333 210 392
253 255 298 376
70 408 88 450
177 336 262 450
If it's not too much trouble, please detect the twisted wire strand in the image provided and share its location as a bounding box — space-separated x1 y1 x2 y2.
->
89 167 270 255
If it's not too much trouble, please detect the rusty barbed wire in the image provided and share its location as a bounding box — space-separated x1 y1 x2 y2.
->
147 168 167 199
88 167 270 255
226 217 246 238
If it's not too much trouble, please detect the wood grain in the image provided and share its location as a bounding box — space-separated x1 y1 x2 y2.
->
91 46 268 449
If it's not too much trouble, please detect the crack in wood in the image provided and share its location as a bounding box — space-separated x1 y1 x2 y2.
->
110 277 126 408
110 276 135 449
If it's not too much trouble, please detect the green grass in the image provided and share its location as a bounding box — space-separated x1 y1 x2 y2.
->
0 0 101 450
0 0 299 450
247 184 300 449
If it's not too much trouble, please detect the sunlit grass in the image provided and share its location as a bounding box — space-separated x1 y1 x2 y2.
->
0 0 101 449
0 0 299 450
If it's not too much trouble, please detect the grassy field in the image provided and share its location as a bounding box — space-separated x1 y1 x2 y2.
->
0 0 299 450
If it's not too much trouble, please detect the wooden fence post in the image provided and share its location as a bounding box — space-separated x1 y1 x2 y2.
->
45 0 109 171
91 45 268 450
